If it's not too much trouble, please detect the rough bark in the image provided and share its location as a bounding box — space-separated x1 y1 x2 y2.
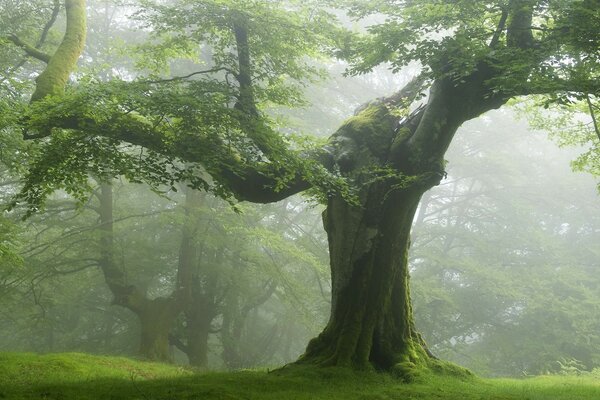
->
298 70 508 375
16 0 550 376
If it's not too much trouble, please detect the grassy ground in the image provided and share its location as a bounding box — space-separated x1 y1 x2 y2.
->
1 352 599 399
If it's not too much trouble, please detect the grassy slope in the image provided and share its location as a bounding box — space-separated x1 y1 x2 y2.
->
1 353 599 400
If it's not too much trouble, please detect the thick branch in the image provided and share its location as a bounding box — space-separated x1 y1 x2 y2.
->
6 35 51 63
31 0 87 102
26 102 311 202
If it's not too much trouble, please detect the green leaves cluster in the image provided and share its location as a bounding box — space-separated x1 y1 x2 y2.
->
134 0 342 106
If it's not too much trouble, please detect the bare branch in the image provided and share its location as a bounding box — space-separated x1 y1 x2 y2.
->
141 67 234 84
37 0 62 47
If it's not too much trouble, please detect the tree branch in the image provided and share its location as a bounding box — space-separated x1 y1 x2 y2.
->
6 34 51 63
586 95 600 142
37 0 62 48
489 8 509 48
1 0 60 82
141 68 233 84
31 0 87 102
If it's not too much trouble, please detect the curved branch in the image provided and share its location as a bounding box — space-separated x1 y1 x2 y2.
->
31 0 87 102
6 35 51 63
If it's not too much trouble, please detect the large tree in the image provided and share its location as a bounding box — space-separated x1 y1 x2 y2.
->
2 0 599 376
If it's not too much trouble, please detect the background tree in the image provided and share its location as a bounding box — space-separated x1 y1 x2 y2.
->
2 0 600 377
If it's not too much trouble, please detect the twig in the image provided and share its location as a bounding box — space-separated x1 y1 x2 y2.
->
142 67 233 84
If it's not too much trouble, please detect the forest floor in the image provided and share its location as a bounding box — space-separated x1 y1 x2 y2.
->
1 352 599 399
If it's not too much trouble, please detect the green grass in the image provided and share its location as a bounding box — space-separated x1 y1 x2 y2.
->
1 352 600 399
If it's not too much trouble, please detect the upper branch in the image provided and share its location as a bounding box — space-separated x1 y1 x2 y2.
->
31 0 87 102
37 0 62 47
6 35 51 63
489 7 509 48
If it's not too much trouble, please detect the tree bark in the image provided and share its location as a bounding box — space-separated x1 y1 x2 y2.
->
299 72 507 375
138 297 180 362
300 177 432 373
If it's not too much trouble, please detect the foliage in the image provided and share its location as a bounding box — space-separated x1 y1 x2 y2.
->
515 96 600 191
410 110 600 377
343 0 600 98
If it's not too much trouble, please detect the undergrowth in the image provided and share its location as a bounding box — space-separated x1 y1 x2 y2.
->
1 352 600 399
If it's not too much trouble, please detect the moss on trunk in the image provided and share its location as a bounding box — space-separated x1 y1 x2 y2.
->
297 77 500 377
138 297 180 362
31 0 87 102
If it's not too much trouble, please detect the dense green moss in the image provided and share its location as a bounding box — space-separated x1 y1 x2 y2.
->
31 0 87 102
2 352 600 400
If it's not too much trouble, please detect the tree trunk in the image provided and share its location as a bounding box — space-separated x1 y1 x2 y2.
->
97 183 183 363
299 74 507 376
301 182 430 374
185 309 212 368
138 297 180 362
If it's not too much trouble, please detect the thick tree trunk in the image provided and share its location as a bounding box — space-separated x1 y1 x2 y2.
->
299 75 506 376
301 182 431 374
185 313 211 368
138 297 180 362
97 183 184 363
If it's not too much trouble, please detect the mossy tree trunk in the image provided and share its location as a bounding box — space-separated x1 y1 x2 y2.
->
138 297 180 362
302 186 427 372
14 0 542 376
300 74 508 374
30 0 87 102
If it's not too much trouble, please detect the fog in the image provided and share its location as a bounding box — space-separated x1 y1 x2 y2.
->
1 0 599 379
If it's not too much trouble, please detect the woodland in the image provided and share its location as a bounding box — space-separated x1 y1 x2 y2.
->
1 0 600 399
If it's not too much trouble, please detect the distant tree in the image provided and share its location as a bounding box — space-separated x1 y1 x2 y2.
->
3 0 599 376
411 113 600 376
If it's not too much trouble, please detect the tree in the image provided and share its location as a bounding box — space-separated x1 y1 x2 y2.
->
3 0 600 376
409 111 600 376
